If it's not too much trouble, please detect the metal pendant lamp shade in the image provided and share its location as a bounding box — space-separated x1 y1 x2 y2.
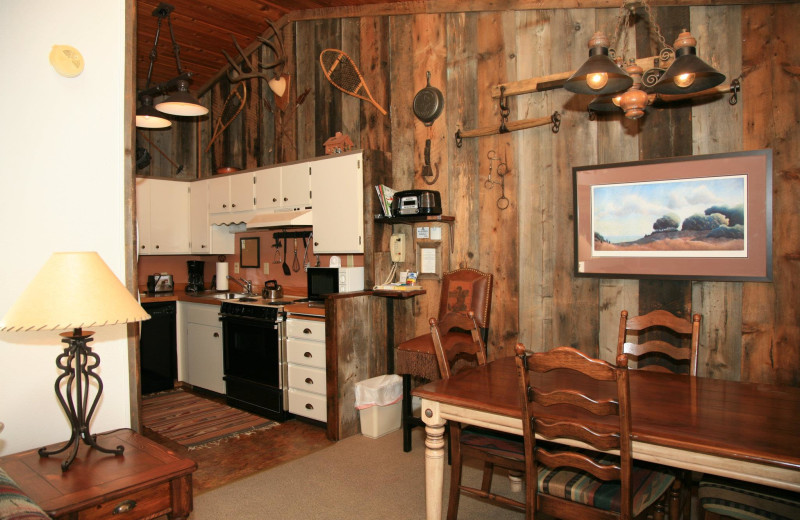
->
136 95 172 128
154 79 209 116
564 32 633 96
652 30 725 95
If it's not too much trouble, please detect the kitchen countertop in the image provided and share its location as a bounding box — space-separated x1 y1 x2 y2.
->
138 287 325 317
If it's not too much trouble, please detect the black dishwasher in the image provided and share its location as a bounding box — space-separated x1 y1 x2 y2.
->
140 302 177 394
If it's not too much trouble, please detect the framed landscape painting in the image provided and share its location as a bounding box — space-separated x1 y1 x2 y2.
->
573 149 772 281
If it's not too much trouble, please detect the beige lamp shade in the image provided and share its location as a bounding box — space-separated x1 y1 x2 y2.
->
0 252 150 332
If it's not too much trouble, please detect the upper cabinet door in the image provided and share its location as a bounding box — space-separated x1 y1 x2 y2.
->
145 179 191 254
282 162 312 208
311 152 364 254
254 166 282 210
208 176 231 213
229 173 254 212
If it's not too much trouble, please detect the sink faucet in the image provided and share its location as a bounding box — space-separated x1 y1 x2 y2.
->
226 276 253 295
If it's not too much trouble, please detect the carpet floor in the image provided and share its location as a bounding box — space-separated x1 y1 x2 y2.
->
142 389 277 449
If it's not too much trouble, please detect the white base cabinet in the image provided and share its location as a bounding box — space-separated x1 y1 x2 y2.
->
181 302 225 394
286 317 326 422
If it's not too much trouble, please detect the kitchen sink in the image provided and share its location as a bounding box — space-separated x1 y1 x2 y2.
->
208 292 249 300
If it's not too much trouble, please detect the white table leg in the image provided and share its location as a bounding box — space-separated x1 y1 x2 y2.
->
422 400 445 520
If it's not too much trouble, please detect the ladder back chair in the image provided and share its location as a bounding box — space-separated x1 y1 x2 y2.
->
430 311 525 520
617 310 701 376
394 268 492 452
514 344 678 520
698 474 800 520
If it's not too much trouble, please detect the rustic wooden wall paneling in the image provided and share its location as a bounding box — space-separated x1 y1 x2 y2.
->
358 17 392 153
517 9 554 353
690 5 743 380
313 19 344 158
741 3 800 386
295 21 317 160
276 22 298 163
594 6 642 363
546 9 600 356
340 18 362 149
254 44 276 168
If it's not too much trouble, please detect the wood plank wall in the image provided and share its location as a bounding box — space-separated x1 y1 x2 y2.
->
144 2 800 387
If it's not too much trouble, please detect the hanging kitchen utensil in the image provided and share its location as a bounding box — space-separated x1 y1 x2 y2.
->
292 238 300 272
282 229 291 275
413 71 444 185
272 238 282 264
302 235 310 271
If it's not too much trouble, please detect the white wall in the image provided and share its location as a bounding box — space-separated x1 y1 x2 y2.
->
0 0 130 455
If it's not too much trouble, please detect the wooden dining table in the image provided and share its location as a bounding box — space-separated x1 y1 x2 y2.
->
413 355 800 520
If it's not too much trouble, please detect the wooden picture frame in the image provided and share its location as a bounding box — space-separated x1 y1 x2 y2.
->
573 149 772 281
240 237 260 268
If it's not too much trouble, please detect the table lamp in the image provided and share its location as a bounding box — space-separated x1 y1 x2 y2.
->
0 251 150 471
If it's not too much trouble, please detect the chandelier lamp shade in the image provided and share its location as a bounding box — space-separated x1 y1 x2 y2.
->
0 252 150 471
563 32 633 96
652 30 726 95
135 3 208 129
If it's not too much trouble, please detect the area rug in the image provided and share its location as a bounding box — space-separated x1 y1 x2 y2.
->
142 389 277 449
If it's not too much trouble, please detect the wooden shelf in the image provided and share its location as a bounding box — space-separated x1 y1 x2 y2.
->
374 214 454 224
371 289 426 299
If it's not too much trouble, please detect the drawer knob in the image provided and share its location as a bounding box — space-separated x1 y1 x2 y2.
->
213 332 220 338
223 204 227 208
273 197 278 202
305 377 314 385
304 352 312 358
303 328 312 334
113 499 137 515
305 403 314 410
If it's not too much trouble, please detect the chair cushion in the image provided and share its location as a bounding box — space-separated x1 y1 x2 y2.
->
0 467 49 519
460 427 524 460
537 451 675 516
699 475 800 520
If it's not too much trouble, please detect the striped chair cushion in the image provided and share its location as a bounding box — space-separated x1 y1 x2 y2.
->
537 451 676 516
699 475 800 520
0 467 49 519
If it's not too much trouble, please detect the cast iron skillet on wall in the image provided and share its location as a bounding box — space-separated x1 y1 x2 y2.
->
413 71 444 185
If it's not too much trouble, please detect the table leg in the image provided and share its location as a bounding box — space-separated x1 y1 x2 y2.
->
422 400 445 520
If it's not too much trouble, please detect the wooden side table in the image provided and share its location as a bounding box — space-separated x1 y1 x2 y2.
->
0 429 196 520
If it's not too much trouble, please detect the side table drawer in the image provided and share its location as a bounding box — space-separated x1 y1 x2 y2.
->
288 364 326 394
288 388 327 422
286 319 325 341
79 481 171 520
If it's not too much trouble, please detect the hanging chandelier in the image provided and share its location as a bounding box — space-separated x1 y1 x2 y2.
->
563 0 725 119
135 3 208 129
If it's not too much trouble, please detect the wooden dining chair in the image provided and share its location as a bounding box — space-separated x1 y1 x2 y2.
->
430 311 525 520
617 310 702 375
514 344 679 520
395 268 493 452
698 475 800 520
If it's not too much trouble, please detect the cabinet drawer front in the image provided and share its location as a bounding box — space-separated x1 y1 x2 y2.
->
288 364 326 394
79 481 171 520
288 388 327 422
286 319 325 341
185 302 221 325
285 338 326 368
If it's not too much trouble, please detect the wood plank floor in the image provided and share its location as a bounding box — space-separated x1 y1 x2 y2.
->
141 387 333 494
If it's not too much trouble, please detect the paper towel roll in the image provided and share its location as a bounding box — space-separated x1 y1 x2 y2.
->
216 262 229 290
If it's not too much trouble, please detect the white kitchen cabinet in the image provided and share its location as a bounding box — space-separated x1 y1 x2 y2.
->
208 172 254 214
189 180 235 254
183 302 225 394
281 161 312 207
136 177 191 255
286 317 326 422
253 165 283 210
310 152 364 253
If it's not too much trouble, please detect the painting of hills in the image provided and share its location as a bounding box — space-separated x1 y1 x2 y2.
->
591 175 747 258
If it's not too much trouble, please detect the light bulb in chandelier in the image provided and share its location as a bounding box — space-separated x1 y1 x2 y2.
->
587 72 609 91
652 30 725 95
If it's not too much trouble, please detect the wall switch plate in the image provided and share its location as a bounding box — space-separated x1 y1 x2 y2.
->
234 262 240 274
391 233 405 263
263 262 269 275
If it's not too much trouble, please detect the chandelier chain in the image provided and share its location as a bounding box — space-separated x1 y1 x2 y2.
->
640 0 670 52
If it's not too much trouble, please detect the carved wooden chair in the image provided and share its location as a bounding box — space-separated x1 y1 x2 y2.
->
515 344 679 520
617 310 702 376
394 268 492 452
430 311 525 520
698 475 800 519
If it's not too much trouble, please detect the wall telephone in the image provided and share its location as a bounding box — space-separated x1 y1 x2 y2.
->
390 233 405 263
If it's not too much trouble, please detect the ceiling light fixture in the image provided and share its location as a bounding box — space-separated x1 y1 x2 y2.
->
135 3 208 128
564 0 725 117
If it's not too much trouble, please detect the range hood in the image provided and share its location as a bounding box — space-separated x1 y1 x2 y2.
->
246 209 313 229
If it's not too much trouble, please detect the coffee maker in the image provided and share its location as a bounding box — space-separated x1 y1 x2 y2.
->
186 261 204 293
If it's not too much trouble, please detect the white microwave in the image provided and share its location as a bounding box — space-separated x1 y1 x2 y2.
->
307 267 365 302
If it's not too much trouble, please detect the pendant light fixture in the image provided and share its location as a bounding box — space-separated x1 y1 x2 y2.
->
565 0 724 107
135 3 207 129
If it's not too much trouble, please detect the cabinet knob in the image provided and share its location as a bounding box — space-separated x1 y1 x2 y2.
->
303 328 312 334
305 403 314 410
222 204 227 208
305 377 314 385
213 332 220 338
314 242 319 247
304 352 312 358
113 500 137 515
232 203 236 208
283 197 288 202
272 197 277 202
140 245 145 249
155 245 160 249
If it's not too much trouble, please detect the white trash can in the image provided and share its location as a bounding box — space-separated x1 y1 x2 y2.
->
355 374 403 438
